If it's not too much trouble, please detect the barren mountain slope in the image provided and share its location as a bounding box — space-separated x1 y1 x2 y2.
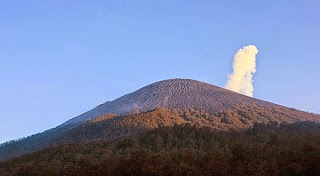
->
65 79 282 125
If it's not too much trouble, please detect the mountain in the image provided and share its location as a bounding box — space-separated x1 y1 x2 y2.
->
64 78 280 125
0 78 319 161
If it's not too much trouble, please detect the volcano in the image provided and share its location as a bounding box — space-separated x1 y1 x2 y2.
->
0 78 319 161
64 78 279 125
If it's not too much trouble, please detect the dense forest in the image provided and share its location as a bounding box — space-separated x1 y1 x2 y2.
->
1 121 320 176
1 106 319 162
0 123 78 161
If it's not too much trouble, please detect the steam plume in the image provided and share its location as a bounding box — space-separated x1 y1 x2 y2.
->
225 45 259 97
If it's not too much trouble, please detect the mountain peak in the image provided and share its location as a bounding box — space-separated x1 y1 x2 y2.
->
64 78 275 124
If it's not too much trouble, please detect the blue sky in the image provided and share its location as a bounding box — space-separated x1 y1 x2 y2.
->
1 1 319 143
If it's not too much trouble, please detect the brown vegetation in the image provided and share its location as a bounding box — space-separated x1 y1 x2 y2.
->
60 106 319 143
1 122 320 176
1 106 319 162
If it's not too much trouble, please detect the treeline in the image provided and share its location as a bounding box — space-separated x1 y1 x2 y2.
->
1 106 319 162
1 121 320 176
59 106 320 143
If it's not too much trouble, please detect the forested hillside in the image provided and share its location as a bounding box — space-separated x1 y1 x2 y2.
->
1 106 319 162
0 124 78 161
59 106 319 143
1 122 320 176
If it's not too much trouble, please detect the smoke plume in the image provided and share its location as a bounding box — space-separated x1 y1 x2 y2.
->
225 45 259 97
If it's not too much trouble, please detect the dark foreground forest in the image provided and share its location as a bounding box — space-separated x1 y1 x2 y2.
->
1 121 320 176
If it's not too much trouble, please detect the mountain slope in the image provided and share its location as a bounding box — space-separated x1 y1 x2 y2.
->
1 122 320 176
64 79 281 125
59 106 319 143
0 124 78 161
0 78 319 161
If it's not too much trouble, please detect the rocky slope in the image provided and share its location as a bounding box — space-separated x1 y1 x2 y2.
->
64 79 282 125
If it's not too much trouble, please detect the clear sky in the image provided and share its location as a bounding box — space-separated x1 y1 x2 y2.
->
1 1 319 143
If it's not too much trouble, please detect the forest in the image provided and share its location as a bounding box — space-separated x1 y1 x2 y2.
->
1 105 319 162
1 121 320 176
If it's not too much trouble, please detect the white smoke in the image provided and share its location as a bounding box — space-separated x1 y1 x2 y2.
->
225 45 259 97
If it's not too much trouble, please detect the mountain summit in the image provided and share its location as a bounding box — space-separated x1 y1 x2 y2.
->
65 78 276 125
